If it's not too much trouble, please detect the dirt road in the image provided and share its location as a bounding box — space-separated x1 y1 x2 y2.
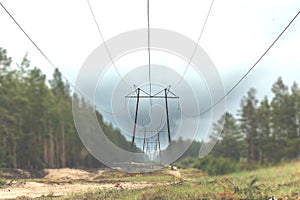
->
0 168 175 199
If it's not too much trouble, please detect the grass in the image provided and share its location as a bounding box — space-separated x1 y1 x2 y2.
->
58 161 300 200
0 179 5 187
0 170 6 187
61 184 216 200
100 168 176 182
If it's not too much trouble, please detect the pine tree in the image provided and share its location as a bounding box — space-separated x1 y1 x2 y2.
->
270 77 289 162
0 48 21 168
240 88 258 166
211 112 242 161
285 82 300 159
49 68 70 167
257 96 271 164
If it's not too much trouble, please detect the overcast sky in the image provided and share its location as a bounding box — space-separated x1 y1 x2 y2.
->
1 1 300 146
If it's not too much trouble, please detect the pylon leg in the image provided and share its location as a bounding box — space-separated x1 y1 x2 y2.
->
165 89 173 170
131 88 140 152
143 127 146 152
157 130 161 162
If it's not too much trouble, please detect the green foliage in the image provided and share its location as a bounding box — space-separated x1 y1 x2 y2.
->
0 48 135 169
1 47 300 170
174 157 195 169
211 112 243 161
234 177 267 199
62 183 219 200
0 179 5 187
175 156 241 176
62 162 300 200
192 156 241 175
240 88 259 166
0 47 11 67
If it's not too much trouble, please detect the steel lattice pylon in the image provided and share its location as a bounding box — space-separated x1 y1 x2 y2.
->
126 87 178 164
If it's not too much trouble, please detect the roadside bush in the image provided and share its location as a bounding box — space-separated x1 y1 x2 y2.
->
174 157 196 169
0 171 5 187
192 155 241 175
0 171 6 187
0 179 5 187
175 155 241 175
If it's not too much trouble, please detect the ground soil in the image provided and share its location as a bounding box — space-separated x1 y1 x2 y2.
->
0 168 177 199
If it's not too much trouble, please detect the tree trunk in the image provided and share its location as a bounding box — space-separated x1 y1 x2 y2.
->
61 120 66 167
49 128 55 168
12 134 17 168
43 139 48 166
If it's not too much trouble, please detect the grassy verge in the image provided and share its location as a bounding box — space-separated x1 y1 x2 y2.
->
59 161 300 200
0 170 6 187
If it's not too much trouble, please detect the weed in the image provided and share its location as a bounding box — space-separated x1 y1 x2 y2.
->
0 179 6 187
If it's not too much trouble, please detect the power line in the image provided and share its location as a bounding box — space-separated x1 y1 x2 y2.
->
174 0 215 88
147 0 151 96
0 2 56 69
2 1 299 119
0 2 86 98
0 1 128 115
200 10 300 116
86 0 129 87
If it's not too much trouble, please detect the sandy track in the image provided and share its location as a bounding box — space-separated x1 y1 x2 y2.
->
0 180 158 199
0 168 171 199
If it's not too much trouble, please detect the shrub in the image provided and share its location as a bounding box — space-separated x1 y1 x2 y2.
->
192 155 241 175
174 157 196 169
0 179 6 187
